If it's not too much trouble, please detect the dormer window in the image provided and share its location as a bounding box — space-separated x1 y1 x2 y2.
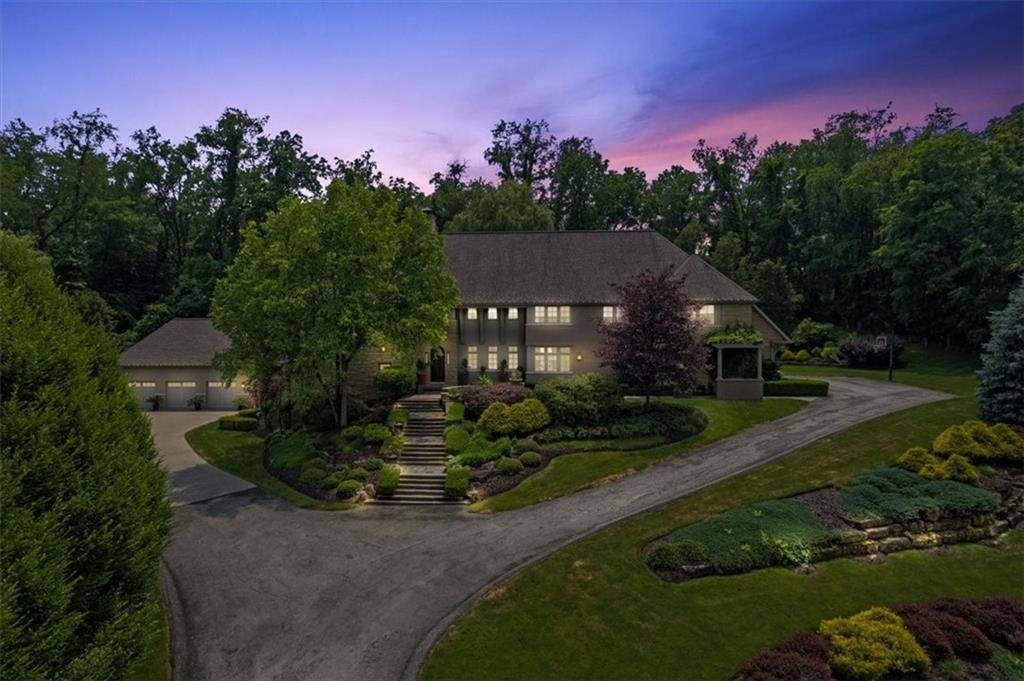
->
507 307 519 320
487 307 498 320
467 308 478 320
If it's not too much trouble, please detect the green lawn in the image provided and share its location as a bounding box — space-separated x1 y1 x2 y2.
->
185 422 351 510
421 347 1007 680
470 398 806 513
127 589 170 681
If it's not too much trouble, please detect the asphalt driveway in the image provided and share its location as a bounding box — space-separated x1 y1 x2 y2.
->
160 378 949 681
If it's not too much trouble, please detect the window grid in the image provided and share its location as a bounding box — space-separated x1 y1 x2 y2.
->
487 346 498 369
534 305 571 324
602 305 622 321
467 308 478 320
467 346 478 369
130 381 156 388
507 307 519 319
167 381 196 388
697 305 716 325
533 346 571 373
507 346 519 369
487 307 498 320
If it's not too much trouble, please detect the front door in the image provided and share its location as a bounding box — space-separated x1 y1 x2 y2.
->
430 348 446 382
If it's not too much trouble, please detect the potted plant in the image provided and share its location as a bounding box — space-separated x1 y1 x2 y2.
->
511 365 526 384
187 394 206 411
415 358 429 385
146 394 165 411
477 366 492 385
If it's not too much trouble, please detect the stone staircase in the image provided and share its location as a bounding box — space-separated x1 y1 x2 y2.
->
371 393 464 506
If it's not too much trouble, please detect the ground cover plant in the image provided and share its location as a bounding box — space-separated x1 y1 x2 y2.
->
421 347 1022 680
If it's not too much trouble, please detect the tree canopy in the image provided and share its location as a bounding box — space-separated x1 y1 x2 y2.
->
0 232 170 679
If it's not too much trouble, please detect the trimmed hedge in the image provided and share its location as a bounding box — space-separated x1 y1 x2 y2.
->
519 451 541 467
219 415 258 431
445 426 471 454
445 466 470 499
374 366 416 403
238 407 259 417
376 464 400 496
763 379 830 397
445 401 465 424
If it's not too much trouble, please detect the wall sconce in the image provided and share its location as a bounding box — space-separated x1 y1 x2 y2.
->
575 352 583 362
380 346 387 353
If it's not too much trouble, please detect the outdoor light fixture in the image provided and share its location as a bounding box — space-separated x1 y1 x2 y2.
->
380 346 387 353
576 352 583 362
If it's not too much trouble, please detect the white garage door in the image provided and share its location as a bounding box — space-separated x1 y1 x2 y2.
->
206 381 237 410
166 381 197 410
130 381 157 409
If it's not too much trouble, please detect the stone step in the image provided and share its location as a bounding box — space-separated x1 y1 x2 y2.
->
388 491 449 501
369 498 465 506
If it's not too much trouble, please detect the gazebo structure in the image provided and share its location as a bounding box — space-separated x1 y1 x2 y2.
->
711 342 764 400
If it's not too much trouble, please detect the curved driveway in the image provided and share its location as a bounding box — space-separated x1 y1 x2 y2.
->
160 378 949 681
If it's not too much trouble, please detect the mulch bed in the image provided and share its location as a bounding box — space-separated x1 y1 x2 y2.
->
263 431 386 502
793 487 851 531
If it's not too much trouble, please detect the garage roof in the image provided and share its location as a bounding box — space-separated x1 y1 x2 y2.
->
119 318 231 367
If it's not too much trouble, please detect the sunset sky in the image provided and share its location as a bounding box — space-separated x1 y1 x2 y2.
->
3 1 1022 186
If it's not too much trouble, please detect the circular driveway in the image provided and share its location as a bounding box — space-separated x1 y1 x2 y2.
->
158 379 949 680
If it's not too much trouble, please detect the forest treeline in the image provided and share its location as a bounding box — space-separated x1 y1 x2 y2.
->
2 103 1021 347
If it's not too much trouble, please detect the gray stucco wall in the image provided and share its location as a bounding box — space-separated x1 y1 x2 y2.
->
122 366 248 411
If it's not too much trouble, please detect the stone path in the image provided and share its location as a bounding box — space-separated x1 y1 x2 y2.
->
159 377 950 681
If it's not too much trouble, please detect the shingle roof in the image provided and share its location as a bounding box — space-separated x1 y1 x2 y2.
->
441 230 756 305
119 318 231 367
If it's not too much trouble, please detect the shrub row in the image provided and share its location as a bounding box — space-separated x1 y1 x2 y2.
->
763 379 830 397
533 373 623 426
535 403 706 443
456 383 529 419
219 415 258 431
374 367 416 403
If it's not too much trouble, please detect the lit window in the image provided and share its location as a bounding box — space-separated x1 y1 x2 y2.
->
534 305 571 324
467 308 478 320
507 346 519 369
207 381 224 389
533 346 571 373
507 307 519 320
467 346 478 368
602 306 622 321
487 307 498 320
697 305 716 325
378 363 391 371
487 346 498 369
167 381 196 388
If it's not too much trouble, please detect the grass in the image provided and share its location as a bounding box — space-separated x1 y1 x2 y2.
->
127 588 170 681
185 422 352 510
539 435 667 454
470 398 806 513
421 346 1004 680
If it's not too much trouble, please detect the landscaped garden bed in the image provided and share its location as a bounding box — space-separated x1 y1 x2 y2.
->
645 420 1024 582
736 595 1024 681
442 374 709 502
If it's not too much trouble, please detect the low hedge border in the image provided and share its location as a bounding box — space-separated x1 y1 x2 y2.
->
764 379 830 397
219 415 258 431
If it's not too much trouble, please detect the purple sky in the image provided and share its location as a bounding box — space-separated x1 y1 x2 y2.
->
3 1 1022 186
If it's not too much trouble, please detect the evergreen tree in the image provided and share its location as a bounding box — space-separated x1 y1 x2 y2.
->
978 275 1024 426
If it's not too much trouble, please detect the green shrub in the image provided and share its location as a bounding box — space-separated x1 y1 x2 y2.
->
961 420 1008 461
819 346 840 363
445 466 470 499
298 467 327 485
940 454 981 485
336 479 363 499
448 436 511 468
990 423 1024 460
780 348 798 361
932 424 976 459
794 349 811 362
841 468 997 522
519 451 542 467
376 464 400 496
792 318 841 349
386 408 408 427
508 398 551 434
534 373 623 426
445 401 465 424
219 415 258 431
1 234 171 680
703 323 763 345
668 499 831 574
478 402 515 435
268 431 318 471
347 466 369 482
361 423 391 443
359 457 384 471
322 471 348 488
238 407 259 417
340 425 364 440
374 366 416 403
604 402 707 440
514 438 540 453
380 436 404 459
819 607 930 680
763 379 830 397
301 457 326 472
445 426 471 454
895 447 939 472
496 456 525 476
646 540 709 571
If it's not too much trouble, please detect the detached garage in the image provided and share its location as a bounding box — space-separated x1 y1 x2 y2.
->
119 318 248 411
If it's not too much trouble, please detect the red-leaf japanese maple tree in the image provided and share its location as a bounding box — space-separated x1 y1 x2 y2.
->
596 267 708 405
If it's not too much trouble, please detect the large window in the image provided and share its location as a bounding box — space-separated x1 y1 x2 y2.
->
533 346 571 373
507 307 519 320
129 381 156 388
487 307 498 320
697 305 716 325
487 345 498 369
467 346 478 368
602 305 622 321
507 346 519 370
534 305 571 324
167 381 196 388
467 308 478 320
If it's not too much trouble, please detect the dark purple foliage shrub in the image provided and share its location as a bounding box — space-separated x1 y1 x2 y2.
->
774 631 831 663
919 599 994 658
837 336 905 369
895 604 956 660
738 650 832 681
972 596 1024 651
457 383 529 419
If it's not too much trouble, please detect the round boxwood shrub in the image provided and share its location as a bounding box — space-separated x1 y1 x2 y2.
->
359 456 384 471
495 456 525 476
301 457 326 472
478 402 515 435
819 607 929 680
299 467 327 485
794 349 811 362
1 234 171 679
336 479 363 499
322 471 348 488
519 451 542 467
514 438 540 454
340 425 364 440
347 466 369 482
508 398 551 434
361 423 391 444
646 540 709 571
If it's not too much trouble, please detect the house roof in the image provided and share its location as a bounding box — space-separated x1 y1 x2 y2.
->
119 318 231 367
441 230 756 305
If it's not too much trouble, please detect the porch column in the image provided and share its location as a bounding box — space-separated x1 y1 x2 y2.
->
716 346 723 381
756 346 763 379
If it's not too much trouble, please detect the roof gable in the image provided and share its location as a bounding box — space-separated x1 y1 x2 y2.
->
119 318 231 367
441 230 755 305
